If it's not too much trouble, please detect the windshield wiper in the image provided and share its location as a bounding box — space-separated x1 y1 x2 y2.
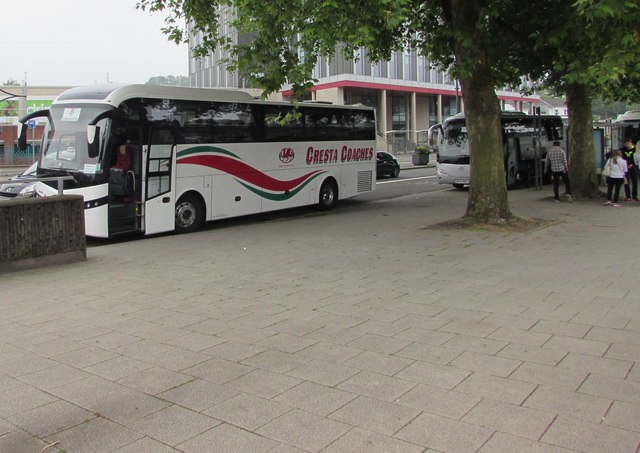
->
39 167 78 181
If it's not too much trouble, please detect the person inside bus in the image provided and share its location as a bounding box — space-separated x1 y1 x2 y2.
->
620 139 637 201
635 142 640 186
544 141 572 202
110 139 134 201
112 140 132 173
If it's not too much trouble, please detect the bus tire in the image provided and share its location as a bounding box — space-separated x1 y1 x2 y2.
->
452 183 465 189
317 179 338 210
175 193 204 234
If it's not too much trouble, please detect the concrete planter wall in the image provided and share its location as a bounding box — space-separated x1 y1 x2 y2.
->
0 196 86 271
412 153 430 165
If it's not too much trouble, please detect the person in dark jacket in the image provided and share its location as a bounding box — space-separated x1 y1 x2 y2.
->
620 139 637 201
544 141 572 202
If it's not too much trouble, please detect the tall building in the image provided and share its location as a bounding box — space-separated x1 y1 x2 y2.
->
187 16 539 150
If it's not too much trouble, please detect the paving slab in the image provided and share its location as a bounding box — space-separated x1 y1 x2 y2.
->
2 186 640 452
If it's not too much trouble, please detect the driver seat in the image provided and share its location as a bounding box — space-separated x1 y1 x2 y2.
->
109 168 135 197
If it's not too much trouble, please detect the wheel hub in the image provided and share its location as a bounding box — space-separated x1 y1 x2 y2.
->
176 202 195 228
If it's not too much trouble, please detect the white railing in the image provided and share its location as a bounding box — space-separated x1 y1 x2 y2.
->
385 130 430 154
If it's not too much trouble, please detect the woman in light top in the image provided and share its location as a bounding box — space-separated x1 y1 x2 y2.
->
603 149 628 207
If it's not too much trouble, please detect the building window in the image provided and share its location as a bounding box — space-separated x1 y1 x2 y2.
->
429 96 438 126
373 61 387 78
388 52 402 79
346 90 378 109
404 51 416 81
442 96 458 118
418 57 430 82
313 56 322 79
392 96 407 130
433 69 443 84
355 48 371 76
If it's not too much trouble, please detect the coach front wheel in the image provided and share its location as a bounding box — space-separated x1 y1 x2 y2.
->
175 194 204 233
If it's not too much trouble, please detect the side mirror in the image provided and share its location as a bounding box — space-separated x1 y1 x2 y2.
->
87 125 100 158
18 123 28 151
18 109 50 151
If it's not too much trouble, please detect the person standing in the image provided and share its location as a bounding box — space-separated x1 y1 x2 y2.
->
620 139 637 201
604 149 628 207
635 142 640 182
544 141 572 202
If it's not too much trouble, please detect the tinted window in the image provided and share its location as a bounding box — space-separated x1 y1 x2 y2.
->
444 121 467 146
142 99 257 144
351 109 376 140
502 117 536 137
262 105 305 141
541 118 564 141
139 99 375 144
303 108 350 140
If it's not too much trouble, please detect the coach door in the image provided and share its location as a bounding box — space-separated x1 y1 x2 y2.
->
143 128 177 235
504 136 518 187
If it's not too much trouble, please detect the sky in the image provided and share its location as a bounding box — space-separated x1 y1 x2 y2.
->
2 0 188 87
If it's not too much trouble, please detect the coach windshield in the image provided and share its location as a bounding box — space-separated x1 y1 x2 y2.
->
40 105 112 176
439 119 470 164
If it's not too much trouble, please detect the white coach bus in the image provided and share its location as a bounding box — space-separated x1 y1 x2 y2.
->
18 84 376 238
429 111 565 188
612 110 640 146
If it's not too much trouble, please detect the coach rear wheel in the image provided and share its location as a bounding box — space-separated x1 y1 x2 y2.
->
318 179 338 210
175 194 204 234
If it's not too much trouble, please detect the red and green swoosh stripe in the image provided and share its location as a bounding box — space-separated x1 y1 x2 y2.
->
177 146 324 201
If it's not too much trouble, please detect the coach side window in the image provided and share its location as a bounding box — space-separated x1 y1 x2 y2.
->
210 102 256 143
304 109 350 141
351 110 376 140
174 101 257 144
263 106 304 142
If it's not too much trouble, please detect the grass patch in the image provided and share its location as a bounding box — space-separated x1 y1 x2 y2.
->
427 215 559 233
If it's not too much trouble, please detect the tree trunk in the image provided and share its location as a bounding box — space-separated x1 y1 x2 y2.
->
566 83 600 198
450 0 512 222
461 75 511 222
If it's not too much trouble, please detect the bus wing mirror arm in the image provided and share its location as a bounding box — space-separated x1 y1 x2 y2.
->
87 125 100 158
18 123 27 151
18 109 49 151
86 109 124 158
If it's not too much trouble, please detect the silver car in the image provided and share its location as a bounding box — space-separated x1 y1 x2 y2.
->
0 163 39 199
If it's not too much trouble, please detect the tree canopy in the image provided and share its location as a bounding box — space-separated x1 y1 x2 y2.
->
1 80 22 116
592 99 639 119
139 0 640 220
146 75 190 86
1 79 20 87
514 0 640 198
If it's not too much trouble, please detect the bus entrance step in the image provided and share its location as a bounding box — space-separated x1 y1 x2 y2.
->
109 216 138 235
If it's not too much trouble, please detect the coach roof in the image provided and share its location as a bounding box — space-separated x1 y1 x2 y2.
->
55 83 256 106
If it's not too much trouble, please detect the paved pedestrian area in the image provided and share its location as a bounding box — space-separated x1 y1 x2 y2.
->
1 185 640 453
